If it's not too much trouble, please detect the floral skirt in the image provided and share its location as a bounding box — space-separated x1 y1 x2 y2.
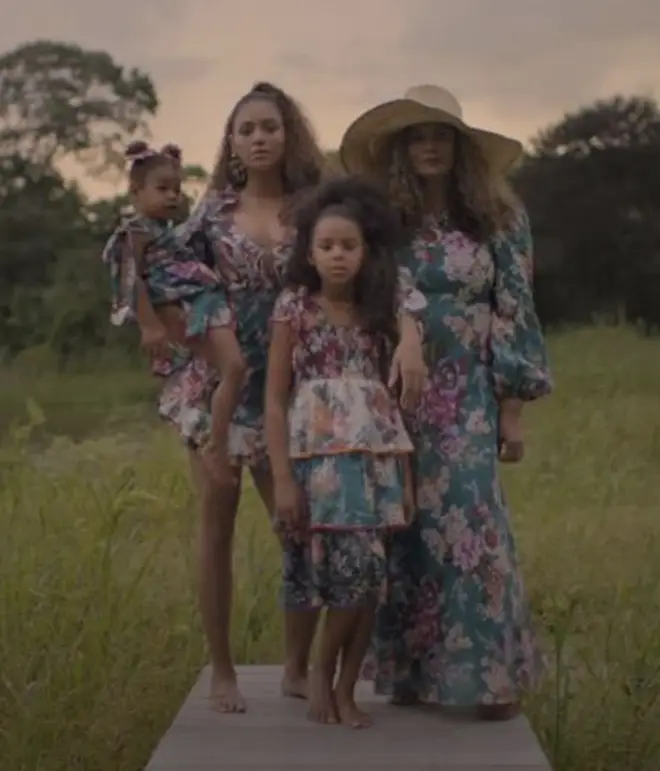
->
281 530 387 610
294 452 408 531
279 452 408 609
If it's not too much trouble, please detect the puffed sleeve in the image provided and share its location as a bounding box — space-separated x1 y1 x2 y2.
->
490 206 553 402
271 287 301 328
100 220 148 327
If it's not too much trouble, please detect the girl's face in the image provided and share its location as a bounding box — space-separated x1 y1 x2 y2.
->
132 162 182 220
231 97 285 172
310 213 364 289
405 122 456 179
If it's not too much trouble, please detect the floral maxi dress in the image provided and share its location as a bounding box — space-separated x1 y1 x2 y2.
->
365 208 553 707
273 288 414 609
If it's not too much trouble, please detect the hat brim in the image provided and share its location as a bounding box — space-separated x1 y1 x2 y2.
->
339 98 523 176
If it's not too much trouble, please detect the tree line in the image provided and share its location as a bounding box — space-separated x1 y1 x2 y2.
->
1 40 659 364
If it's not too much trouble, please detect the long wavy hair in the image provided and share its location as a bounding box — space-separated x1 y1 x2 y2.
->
209 82 326 203
287 175 401 348
370 125 519 242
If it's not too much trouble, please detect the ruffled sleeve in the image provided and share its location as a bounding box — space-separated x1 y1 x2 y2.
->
100 219 149 327
490 206 553 402
272 287 302 329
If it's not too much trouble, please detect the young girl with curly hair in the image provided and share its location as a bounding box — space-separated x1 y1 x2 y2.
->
265 176 417 728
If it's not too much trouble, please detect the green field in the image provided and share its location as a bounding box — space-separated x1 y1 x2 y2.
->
1 327 660 771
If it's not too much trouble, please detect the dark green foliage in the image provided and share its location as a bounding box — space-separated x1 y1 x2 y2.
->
2 40 660 366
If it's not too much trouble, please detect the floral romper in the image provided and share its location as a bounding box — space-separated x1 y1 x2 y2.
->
364 207 553 707
101 214 232 362
158 190 292 465
272 287 414 608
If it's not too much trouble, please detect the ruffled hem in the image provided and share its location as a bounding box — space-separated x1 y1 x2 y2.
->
289 377 413 458
490 317 553 402
280 530 387 610
293 453 409 531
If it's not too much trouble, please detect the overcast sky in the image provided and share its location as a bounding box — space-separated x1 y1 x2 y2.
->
2 0 659 194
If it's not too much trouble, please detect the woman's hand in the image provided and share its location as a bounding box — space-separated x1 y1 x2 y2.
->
389 333 427 411
498 400 524 463
273 473 304 534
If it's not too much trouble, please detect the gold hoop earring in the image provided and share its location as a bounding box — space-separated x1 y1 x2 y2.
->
229 152 247 187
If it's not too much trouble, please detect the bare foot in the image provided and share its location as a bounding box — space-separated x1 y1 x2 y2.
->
334 688 373 729
210 670 247 713
281 665 308 700
307 669 338 724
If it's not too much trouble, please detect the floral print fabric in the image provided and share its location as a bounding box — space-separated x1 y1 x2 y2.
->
157 189 427 465
101 214 228 332
364 207 553 706
273 287 413 608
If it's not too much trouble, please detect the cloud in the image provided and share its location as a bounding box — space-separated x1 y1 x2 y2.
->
3 0 660 196
302 0 660 141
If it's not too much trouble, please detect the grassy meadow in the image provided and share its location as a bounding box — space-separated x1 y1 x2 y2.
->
1 326 660 771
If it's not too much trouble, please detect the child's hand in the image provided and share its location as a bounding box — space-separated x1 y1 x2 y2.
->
140 322 170 359
274 474 303 533
498 410 524 463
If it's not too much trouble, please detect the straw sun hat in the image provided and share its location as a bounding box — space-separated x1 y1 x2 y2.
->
339 84 523 176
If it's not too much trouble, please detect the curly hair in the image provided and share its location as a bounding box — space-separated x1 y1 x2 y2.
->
209 82 326 198
371 126 519 242
125 140 181 189
287 175 401 346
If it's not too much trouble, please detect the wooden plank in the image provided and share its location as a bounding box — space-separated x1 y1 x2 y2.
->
146 666 552 770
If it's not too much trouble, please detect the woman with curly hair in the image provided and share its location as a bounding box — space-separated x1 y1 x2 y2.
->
339 85 553 719
157 82 427 713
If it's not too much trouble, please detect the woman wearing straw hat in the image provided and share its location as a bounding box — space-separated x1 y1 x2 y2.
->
339 85 553 719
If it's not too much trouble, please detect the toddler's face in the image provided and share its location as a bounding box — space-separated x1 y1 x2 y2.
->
133 163 182 220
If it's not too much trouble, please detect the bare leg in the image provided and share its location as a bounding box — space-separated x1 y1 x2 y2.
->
334 602 376 728
251 467 320 699
308 608 361 725
189 450 247 712
188 328 246 485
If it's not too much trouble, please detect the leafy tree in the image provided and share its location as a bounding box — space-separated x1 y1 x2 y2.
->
0 40 158 176
515 95 660 327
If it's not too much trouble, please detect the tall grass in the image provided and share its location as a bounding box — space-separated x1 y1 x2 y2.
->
1 326 660 771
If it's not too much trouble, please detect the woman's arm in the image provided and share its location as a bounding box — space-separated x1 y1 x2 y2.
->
265 316 304 531
389 267 427 409
490 206 553 404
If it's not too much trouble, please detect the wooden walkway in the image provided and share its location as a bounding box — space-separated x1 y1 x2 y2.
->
146 665 552 770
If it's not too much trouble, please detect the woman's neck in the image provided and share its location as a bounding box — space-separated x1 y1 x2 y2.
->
422 177 449 216
242 170 284 200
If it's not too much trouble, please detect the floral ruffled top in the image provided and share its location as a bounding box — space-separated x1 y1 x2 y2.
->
157 188 427 463
272 287 414 459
